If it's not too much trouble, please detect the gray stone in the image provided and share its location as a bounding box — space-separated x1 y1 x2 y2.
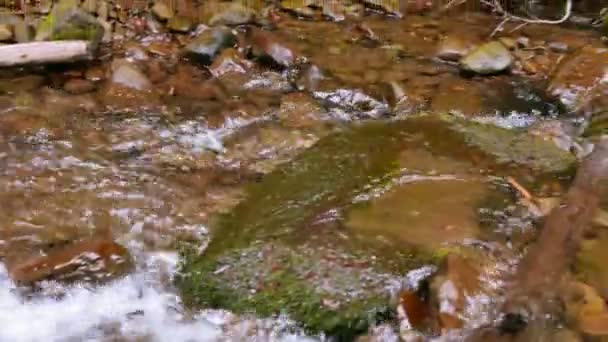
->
185 27 236 64
460 41 513 75
111 60 152 91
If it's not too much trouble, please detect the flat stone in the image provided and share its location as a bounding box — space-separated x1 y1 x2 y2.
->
110 60 152 91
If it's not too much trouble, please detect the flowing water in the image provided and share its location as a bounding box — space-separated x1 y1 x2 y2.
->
0 5 605 342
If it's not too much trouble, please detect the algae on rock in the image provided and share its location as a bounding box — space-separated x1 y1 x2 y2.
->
178 115 575 338
35 0 103 47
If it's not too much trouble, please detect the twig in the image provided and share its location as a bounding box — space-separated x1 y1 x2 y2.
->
441 0 466 11
507 176 532 200
490 16 510 37
486 0 573 37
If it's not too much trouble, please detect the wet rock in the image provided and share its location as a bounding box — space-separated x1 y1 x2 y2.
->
35 0 103 46
209 3 256 26
185 26 236 65
548 41 569 53
436 34 478 62
209 48 252 77
516 36 530 48
179 121 447 339
7 239 131 283
249 28 298 68
430 254 482 331
81 0 96 13
442 114 576 173
564 281 608 336
498 37 517 50
96 0 108 21
323 0 346 21
110 60 152 91
145 59 168 83
313 88 389 119
222 122 320 173
13 19 33 43
63 78 96 94
0 24 12 41
276 92 328 128
85 66 105 82
167 16 194 33
460 41 513 75
152 1 173 21
547 46 608 115
431 77 482 116
243 71 293 93
0 75 45 94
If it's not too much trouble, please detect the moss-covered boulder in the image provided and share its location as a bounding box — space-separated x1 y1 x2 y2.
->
35 0 103 47
178 115 575 339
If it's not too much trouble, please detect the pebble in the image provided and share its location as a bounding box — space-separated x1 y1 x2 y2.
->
548 41 569 53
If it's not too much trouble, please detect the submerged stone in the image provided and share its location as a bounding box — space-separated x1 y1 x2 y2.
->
7 239 131 284
178 114 572 337
547 46 608 115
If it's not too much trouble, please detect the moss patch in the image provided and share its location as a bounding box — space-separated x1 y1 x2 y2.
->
178 115 575 339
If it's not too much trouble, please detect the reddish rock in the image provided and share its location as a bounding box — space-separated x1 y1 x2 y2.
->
84 66 106 82
63 78 96 94
7 239 132 283
249 28 298 67
548 46 608 115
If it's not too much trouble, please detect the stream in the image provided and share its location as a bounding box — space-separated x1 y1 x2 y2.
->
0 0 606 341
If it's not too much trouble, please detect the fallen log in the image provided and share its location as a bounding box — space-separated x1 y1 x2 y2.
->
0 41 92 67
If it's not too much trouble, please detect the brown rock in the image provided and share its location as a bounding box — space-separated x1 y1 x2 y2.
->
63 78 96 94
249 27 298 67
208 48 252 77
110 59 152 91
547 46 608 115
146 59 168 83
430 254 482 331
436 34 478 62
84 66 105 82
7 239 131 283
276 92 327 128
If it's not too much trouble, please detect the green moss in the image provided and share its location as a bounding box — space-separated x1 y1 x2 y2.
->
178 115 575 339
439 114 576 174
179 243 398 339
35 0 102 46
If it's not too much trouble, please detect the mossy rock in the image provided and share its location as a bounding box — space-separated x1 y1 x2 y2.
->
35 0 103 47
178 115 575 339
438 114 576 174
